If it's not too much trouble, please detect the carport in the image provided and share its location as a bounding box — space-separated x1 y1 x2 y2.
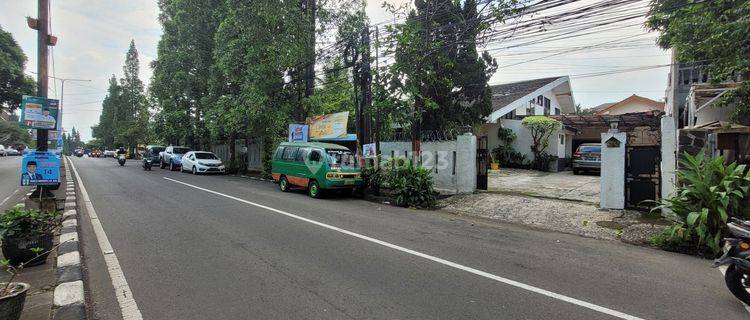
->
549 111 663 210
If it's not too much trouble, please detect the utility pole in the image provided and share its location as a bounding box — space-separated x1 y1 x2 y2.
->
36 0 50 152
356 25 372 147
374 26 381 156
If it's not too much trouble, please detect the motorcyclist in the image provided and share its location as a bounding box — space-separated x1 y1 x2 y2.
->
116 147 127 157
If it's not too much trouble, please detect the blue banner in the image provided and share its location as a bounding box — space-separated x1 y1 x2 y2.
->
20 151 60 186
288 124 309 142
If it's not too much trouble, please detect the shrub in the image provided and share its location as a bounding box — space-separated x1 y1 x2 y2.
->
0 207 61 239
652 152 750 255
387 164 437 208
492 127 526 167
521 116 560 172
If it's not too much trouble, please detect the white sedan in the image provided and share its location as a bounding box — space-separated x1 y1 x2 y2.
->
180 151 226 175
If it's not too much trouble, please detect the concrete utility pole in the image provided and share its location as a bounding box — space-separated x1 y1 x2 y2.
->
374 26 381 156
36 0 50 152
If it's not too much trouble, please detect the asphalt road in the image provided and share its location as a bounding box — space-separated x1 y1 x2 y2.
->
0 155 29 212
69 155 748 320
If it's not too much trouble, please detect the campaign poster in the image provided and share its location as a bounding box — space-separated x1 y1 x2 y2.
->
20 151 60 186
19 95 61 131
305 111 348 139
288 124 309 142
362 143 376 158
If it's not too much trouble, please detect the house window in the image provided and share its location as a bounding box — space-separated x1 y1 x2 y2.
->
544 98 551 115
537 95 543 105
559 134 565 145
502 109 516 119
526 102 534 115
555 108 561 115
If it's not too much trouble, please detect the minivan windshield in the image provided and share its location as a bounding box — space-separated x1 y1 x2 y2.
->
326 149 358 168
195 152 218 160
173 147 191 154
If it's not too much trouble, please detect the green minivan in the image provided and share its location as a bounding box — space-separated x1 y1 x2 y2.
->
271 142 363 198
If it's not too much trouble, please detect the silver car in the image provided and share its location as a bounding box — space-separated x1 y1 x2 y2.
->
572 143 601 175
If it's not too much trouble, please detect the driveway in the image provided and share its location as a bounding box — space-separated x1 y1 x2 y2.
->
489 168 599 204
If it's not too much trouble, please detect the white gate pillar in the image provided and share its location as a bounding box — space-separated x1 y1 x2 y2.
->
600 131 626 209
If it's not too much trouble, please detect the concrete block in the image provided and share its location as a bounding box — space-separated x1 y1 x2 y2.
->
57 251 80 268
53 281 84 306
60 232 78 244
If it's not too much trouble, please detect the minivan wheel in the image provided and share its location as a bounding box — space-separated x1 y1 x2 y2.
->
308 180 322 198
279 176 290 192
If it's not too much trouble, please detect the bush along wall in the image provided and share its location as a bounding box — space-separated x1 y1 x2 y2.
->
652 152 750 256
364 157 437 209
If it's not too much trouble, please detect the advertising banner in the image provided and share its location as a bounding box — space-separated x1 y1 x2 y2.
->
288 124 309 142
20 151 60 186
19 95 61 130
306 111 348 139
363 143 376 158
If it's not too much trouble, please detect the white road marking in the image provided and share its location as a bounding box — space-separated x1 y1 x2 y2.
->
164 176 645 320
68 157 143 320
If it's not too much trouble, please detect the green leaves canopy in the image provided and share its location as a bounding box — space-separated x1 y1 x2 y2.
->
647 0 750 124
0 25 35 113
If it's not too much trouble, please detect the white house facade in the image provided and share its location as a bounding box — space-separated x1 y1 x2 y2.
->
481 76 576 171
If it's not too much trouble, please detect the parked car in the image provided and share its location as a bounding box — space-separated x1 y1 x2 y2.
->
160 146 191 171
7 148 21 156
74 148 84 157
91 149 102 158
103 150 116 158
180 151 225 175
143 145 165 166
271 142 363 198
572 143 601 175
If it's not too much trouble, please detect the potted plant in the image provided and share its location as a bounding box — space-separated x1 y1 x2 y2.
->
1 246 61 320
0 207 60 267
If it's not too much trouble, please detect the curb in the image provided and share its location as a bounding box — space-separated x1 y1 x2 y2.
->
52 157 86 320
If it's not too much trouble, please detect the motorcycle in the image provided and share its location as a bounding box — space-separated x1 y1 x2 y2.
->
714 218 750 305
117 154 126 166
142 158 152 171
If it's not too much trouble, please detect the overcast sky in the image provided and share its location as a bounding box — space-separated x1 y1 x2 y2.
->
1 0 670 141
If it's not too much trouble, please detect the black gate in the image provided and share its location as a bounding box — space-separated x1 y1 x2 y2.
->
477 136 489 190
625 146 660 210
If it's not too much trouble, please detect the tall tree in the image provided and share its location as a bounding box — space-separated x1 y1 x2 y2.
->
386 0 504 132
92 75 120 148
116 40 149 152
647 0 750 124
0 25 35 113
151 0 223 148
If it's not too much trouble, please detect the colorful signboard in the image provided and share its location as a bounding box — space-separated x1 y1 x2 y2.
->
288 124 309 142
19 95 61 130
362 143 376 158
306 111 348 140
20 151 60 186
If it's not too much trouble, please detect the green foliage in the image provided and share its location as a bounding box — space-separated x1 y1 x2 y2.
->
92 41 149 152
386 163 437 208
647 0 750 124
0 25 35 113
383 0 516 132
0 207 61 239
0 120 31 146
521 116 560 171
492 127 526 167
653 152 750 255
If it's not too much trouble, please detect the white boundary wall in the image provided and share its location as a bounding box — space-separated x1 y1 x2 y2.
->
380 134 477 194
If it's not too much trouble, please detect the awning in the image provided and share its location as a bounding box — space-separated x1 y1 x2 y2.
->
547 110 663 131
